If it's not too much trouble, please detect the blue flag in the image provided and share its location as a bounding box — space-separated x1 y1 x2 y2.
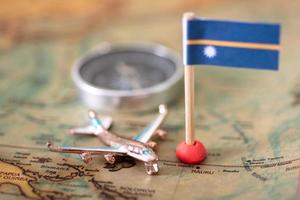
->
184 17 281 70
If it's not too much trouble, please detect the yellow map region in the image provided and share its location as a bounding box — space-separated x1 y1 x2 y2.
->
0 160 39 199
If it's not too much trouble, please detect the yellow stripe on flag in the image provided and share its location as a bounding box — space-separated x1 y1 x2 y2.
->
187 39 280 50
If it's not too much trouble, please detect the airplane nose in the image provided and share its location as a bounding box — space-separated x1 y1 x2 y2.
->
149 154 158 162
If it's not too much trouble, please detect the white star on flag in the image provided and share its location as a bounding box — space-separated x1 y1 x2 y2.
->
203 46 217 58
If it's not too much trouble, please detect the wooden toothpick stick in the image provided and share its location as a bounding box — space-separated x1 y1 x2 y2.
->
185 65 195 144
183 12 196 145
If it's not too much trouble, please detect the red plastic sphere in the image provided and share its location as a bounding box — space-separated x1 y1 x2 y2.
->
176 140 206 164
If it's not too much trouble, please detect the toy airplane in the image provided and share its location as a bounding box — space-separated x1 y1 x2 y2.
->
46 105 168 175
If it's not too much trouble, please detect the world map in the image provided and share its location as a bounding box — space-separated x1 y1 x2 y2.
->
1 0 300 199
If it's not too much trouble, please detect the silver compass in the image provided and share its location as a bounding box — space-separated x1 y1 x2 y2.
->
72 43 183 112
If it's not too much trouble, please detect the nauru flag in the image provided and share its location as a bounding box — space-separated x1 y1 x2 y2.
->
184 16 281 70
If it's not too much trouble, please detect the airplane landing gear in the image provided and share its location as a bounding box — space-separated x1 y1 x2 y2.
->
144 161 159 175
104 153 117 164
80 152 93 163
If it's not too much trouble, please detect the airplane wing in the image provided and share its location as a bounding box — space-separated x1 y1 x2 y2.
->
133 104 168 143
47 142 126 154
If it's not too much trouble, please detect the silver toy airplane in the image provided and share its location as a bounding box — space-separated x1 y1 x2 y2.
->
46 105 168 175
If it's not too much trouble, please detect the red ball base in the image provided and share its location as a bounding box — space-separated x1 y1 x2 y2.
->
176 140 206 164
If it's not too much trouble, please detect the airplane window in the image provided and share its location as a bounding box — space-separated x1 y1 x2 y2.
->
142 149 153 155
128 146 141 154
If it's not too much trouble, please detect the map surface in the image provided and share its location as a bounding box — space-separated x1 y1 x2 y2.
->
1 0 300 199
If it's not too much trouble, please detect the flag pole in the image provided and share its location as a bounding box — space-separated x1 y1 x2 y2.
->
183 12 196 145
176 12 206 164
185 65 195 144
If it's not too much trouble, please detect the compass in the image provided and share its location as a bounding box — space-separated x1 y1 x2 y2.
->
72 43 183 112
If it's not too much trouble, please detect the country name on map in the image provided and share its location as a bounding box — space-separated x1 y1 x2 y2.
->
0 160 39 199
251 172 267 182
120 186 155 197
192 169 215 175
0 172 30 181
286 165 300 171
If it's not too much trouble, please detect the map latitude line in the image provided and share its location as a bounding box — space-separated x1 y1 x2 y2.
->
1 143 300 169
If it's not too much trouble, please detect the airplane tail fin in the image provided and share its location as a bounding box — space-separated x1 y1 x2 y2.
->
88 110 106 134
158 104 168 116
69 116 112 136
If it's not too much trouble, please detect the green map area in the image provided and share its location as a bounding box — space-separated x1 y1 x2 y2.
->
1 1 300 199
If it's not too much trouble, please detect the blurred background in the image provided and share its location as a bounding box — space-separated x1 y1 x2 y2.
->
0 0 300 111
0 0 296 51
